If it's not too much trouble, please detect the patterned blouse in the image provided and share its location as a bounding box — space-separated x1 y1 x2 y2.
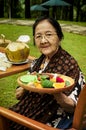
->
10 46 85 130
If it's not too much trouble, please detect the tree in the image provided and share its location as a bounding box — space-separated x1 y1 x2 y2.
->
25 0 31 18
63 0 74 21
0 0 4 17
80 0 86 21
74 0 86 21
75 0 81 21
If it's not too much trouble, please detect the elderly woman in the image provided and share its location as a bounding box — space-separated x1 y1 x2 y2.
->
10 16 85 129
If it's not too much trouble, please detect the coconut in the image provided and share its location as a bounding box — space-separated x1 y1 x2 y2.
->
5 42 30 62
0 34 11 47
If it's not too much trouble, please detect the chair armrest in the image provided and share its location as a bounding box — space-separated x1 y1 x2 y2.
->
0 106 58 130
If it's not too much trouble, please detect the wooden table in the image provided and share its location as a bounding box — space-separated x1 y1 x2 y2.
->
0 47 35 78
0 55 35 78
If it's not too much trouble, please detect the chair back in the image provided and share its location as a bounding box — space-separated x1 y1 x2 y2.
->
0 107 57 130
72 84 86 130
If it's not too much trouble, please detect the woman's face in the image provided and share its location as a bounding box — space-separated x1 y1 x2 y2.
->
34 20 60 59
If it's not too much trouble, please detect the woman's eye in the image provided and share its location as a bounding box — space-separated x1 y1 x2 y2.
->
46 33 52 37
36 35 41 39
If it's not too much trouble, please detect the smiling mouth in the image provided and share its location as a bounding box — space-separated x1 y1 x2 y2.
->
40 45 50 48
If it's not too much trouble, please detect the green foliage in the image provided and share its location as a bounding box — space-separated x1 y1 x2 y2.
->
0 24 86 108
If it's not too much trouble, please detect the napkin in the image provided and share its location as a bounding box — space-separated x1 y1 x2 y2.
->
0 52 12 71
17 35 30 43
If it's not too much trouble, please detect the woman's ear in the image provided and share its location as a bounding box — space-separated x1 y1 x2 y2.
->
33 36 35 46
58 39 61 46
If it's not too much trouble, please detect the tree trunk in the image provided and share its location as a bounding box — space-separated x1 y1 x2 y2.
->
0 0 4 17
11 0 20 18
69 4 73 21
25 0 31 18
76 0 81 21
65 0 74 21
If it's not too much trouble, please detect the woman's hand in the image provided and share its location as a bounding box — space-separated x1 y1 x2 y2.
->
15 87 25 100
53 92 76 113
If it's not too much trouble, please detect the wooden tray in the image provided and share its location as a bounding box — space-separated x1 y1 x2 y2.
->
17 73 75 94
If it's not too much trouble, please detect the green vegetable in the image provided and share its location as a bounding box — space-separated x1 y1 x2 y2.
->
40 74 50 80
20 75 37 83
65 80 70 86
41 79 53 88
37 74 50 81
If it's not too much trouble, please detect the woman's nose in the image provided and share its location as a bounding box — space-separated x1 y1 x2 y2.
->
40 35 47 43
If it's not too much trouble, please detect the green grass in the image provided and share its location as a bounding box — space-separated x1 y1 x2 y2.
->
61 33 86 73
0 23 86 108
58 20 86 26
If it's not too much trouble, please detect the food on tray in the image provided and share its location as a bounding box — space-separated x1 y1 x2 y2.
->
53 82 65 88
19 73 71 89
20 75 38 83
41 79 53 88
5 41 30 62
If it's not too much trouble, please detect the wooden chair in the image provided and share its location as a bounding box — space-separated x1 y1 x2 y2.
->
0 84 86 130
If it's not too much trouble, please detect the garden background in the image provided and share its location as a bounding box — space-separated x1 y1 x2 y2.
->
0 20 86 108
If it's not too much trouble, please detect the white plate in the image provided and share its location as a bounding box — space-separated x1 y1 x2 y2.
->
9 59 32 65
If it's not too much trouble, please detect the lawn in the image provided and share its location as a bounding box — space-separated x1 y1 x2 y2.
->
0 23 86 108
